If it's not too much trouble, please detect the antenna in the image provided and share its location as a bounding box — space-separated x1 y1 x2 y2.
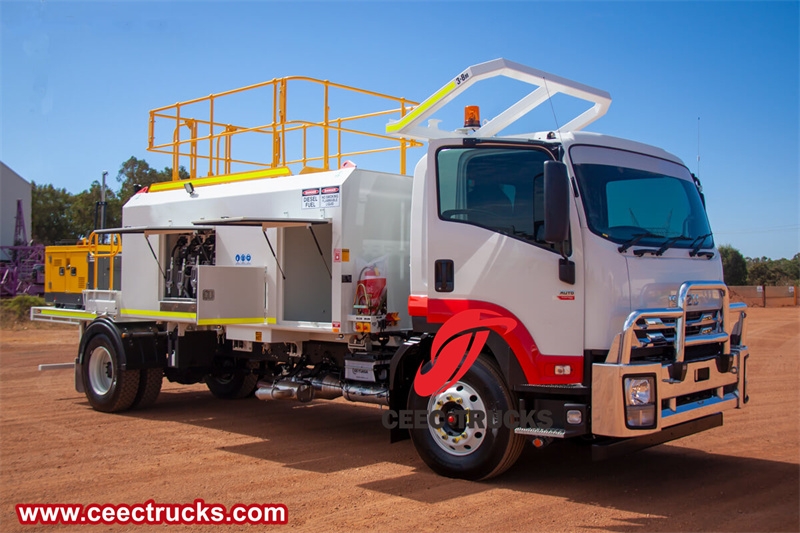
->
543 77 562 138
696 117 700 176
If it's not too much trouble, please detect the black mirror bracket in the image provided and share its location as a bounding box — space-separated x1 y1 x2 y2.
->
557 242 576 285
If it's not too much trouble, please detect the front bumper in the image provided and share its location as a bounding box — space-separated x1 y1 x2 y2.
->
591 281 748 439
591 413 723 460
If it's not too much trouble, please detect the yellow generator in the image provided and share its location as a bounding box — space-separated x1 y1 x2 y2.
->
45 234 121 308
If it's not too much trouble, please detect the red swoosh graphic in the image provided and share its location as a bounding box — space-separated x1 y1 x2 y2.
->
413 309 517 396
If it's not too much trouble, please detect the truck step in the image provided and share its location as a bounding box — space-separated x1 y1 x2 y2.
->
514 427 566 438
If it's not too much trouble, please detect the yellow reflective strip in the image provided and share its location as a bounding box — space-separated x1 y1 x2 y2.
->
38 308 97 319
148 167 292 192
196 317 265 326
386 80 457 134
266 317 277 324
120 309 196 320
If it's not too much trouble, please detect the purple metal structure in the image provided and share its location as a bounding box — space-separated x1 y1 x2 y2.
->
0 200 44 297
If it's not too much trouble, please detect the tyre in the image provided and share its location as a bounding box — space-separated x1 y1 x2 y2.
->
407 354 525 480
82 333 140 413
131 368 163 409
205 358 258 399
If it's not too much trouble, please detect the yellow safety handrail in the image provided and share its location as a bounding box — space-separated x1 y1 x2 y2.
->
148 76 422 180
88 233 122 291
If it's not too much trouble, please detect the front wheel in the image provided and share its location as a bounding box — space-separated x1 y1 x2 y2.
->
82 334 140 412
407 354 525 480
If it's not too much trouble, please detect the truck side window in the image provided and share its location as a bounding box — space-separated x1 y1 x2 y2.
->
436 146 564 252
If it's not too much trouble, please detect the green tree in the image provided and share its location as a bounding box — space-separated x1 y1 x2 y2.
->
116 156 188 205
746 255 800 286
772 256 800 285
71 181 122 238
30 182 78 244
30 157 189 245
105 156 190 229
719 245 747 286
747 260 776 286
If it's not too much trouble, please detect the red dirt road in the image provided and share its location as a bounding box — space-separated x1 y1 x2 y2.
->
1 307 798 532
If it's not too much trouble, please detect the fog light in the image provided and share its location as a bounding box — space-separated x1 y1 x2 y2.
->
626 405 655 427
566 409 582 425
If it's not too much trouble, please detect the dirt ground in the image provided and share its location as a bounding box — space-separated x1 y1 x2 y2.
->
0 307 798 532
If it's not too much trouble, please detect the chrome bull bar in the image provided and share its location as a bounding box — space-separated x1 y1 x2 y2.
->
607 281 746 365
592 281 748 438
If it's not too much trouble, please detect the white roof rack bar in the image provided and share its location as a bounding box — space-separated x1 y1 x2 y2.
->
385 58 611 141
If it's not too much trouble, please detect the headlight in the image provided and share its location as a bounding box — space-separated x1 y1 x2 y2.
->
624 376 656 429
625 377 653 406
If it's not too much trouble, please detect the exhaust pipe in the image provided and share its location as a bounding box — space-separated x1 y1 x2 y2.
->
255 375 389 406
255 380 314 402
343 382 389 405
311 375 344 400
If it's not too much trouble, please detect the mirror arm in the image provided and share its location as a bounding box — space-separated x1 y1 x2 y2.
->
558 242 576 285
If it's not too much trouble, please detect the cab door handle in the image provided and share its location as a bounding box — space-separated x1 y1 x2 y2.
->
434 259 454 292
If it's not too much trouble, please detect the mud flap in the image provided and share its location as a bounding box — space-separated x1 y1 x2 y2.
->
74 358 84 393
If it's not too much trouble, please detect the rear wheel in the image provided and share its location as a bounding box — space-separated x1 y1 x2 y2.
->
408 354 525 480
82 334 140 412
206 358 258 399
131 368 163 409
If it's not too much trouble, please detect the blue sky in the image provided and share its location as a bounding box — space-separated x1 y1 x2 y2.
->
1 1 798 259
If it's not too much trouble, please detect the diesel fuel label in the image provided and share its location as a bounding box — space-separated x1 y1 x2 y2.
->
302 186 340 209
302 188 320 209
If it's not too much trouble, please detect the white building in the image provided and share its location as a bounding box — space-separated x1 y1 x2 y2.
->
1 162 33 260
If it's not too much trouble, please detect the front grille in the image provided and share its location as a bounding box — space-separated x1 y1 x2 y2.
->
685 343 724 361
629 346 673 364
629 308 725 364
617 282 747 369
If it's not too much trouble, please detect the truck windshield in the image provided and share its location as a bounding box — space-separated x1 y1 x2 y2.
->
569 145 713 251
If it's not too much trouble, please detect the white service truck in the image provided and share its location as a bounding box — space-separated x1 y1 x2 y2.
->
33 59 749 480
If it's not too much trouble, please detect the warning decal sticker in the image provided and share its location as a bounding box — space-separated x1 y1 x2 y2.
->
302 188 320 209
320 186 341 207
302 186 340 209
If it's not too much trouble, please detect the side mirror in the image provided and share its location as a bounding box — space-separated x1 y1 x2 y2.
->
543 161 570 244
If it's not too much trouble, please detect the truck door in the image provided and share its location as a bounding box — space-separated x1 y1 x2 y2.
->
418 140 584 382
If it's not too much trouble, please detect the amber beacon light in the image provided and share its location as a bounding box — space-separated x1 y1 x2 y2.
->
464 105 481 128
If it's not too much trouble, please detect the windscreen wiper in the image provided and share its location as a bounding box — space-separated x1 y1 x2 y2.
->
689 233 714 257
618 231 663 253
654 235 693 256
